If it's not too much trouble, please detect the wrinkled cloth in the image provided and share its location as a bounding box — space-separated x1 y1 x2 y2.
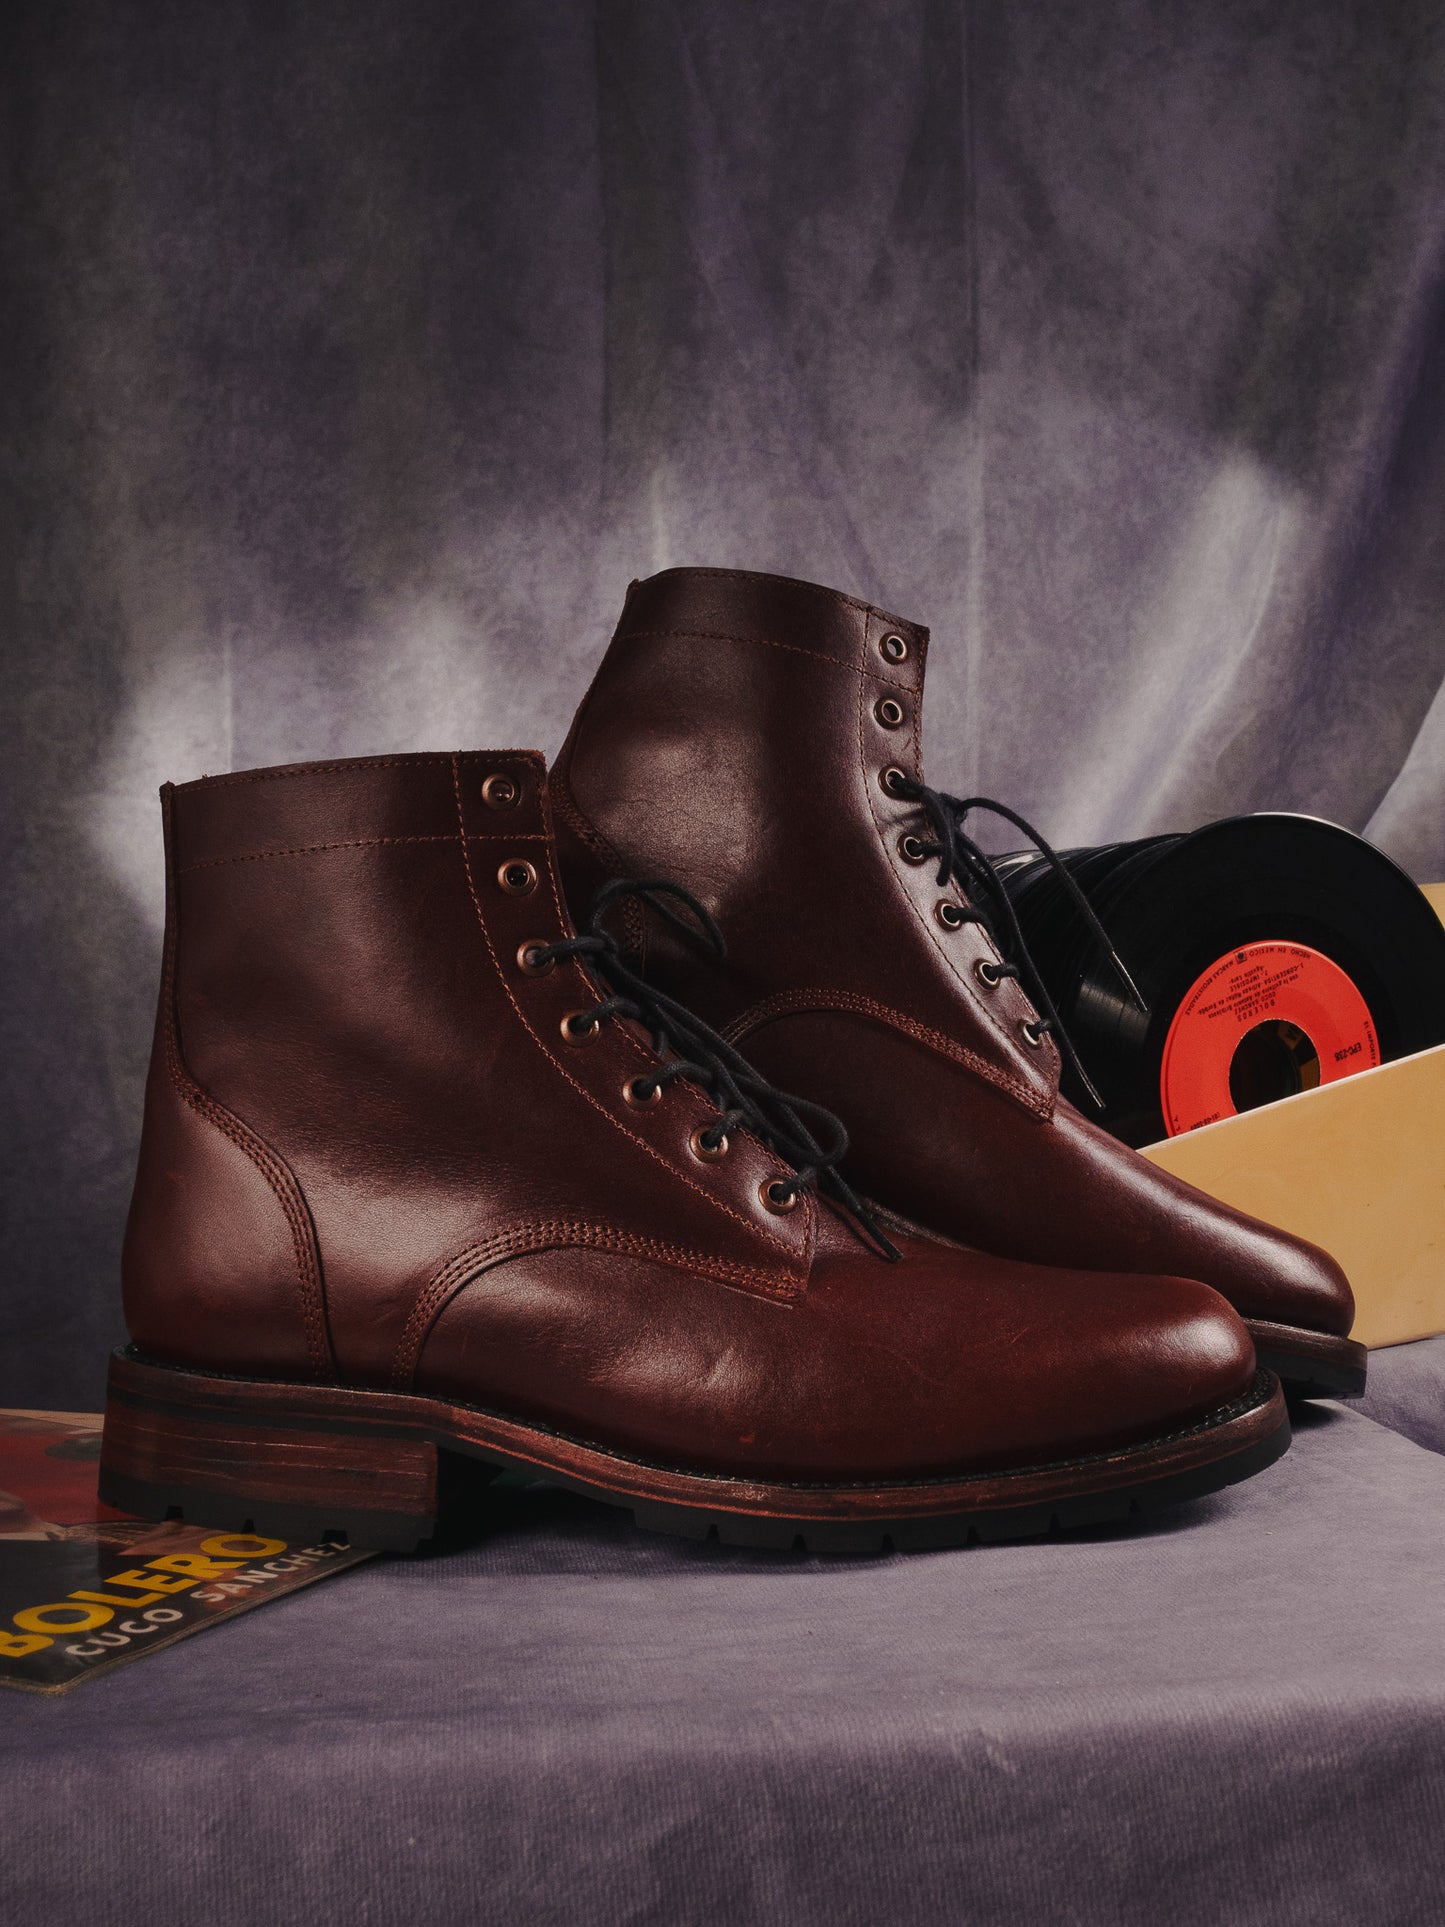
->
1357 1332 1445 1456
4 9 1444 1908
4 1394 1445 1926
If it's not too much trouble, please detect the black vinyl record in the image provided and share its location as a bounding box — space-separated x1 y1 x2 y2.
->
995 813 1445 1147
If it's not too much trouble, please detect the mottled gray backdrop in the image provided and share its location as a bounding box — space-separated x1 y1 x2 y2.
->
4 1 1444 1407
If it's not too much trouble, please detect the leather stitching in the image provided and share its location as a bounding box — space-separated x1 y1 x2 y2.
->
447 757 807 1267
392 1220 801 1388
161 798 333 1380
176 1085 333 1378
722 988 1053 1118
178 833 547 874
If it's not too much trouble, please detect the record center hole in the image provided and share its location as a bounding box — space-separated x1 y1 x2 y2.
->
1227 1020 1321 1114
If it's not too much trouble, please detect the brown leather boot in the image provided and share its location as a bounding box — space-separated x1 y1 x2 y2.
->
100 751 1285 1551
551 567 1365 1401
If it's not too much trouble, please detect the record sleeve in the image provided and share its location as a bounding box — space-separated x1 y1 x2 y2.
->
0 1408 373 1694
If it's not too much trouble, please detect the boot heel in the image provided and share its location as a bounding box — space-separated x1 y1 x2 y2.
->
99 1353 441 1553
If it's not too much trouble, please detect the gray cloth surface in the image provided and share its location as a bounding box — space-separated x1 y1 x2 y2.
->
5 1395 1445 1927
1357 1332 1445 1456
4 0 1445 1409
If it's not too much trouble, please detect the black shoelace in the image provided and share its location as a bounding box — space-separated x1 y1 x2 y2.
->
889 774 1148 1109
526 877 901 1262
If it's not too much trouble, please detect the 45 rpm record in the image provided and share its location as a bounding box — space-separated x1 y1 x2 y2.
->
994 813 1445 1147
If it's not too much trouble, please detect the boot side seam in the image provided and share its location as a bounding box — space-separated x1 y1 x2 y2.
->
447 756 811 1270
177 832 548 874
392 1221 802 1388
168 1074 333 1381
721 991 1052 1119
160 788 333 1381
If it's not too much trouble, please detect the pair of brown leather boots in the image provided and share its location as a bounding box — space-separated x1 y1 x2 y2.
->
99 568 1363 1553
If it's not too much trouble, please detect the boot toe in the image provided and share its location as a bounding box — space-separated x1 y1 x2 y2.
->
1236 1225 1355 1337
1024 1270 1260 1462
1050 1102 1357 1342
816 1238 1263 1479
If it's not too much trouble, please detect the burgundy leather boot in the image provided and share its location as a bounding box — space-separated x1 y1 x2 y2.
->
551 568 1365 1401
100 751 1285 1552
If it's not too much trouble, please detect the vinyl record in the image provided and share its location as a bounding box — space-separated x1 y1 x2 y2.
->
994 813 1445 1147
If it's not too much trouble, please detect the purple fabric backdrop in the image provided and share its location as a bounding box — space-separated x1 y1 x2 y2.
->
3 15 1445 1916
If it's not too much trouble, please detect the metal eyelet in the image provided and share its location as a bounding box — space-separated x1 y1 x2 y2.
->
517 941 554 976
481 773 520 811
874 696 905 729
880 633 908 663
561 1010 601 1044
497 859 538 896
623 1076 662 1107
1021 1019 1046 1049
880 766 910 797
974 958 1002 988
760 1178 801 1214
935 900 966 930
899 834 928 865
690 1126 730 1161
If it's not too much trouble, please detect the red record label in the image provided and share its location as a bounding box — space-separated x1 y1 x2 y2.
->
1159 941 1380 1136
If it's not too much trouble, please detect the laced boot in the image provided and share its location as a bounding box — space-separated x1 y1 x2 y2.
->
550 567 1365 1400
99 751 1286 1552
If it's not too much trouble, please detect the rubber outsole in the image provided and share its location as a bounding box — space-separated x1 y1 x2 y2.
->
1243 1319 1368 1400
99 1349 1291 1555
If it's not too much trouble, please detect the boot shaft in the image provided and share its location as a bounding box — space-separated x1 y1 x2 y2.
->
166 752 551 1114
552 570 1358 1381
124 750 817 1390
553 567 1057 1104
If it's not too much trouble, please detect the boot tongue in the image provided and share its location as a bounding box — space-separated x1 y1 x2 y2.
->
558 874 902 1264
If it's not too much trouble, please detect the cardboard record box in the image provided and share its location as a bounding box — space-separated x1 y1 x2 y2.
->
1140 883 1445 1350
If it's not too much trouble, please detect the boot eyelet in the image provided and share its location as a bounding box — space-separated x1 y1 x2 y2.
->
899 834 928 865
935 900 966 930
760 1178 801 1214
481 773 520 811
880 633 908 663
880 765 910 797
874 697 905 730
1021 1019 1046 1048
691 1126 730 1161
974 958 1002 987
624 1076 662 1107
561 1010 602 1044
497 859 538 896
517 941 554 976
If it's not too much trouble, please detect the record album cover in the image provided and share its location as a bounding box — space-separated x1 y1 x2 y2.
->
0 1409 372 1695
